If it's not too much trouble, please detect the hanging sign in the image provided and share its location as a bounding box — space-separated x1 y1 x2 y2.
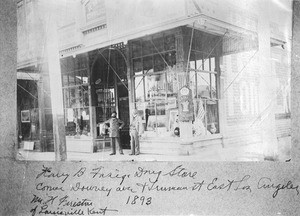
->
178 86 194 122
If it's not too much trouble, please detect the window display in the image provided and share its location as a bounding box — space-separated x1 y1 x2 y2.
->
189 51 220 135
188 31 221 136
131 29 220 137
131 33 177 134
61 57 91 137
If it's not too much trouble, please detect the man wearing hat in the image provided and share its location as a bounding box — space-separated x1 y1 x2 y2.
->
129 109 143 155
104 111 125 155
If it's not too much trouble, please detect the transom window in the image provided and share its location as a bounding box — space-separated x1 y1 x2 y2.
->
132 34 176 77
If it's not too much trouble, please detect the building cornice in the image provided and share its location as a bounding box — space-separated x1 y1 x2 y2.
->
81 23 107 35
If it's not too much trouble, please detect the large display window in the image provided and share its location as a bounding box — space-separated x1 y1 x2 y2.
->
61 57 91 137
189 51 219 135
130 33 177 134
188 30 221 136
130 29 221 137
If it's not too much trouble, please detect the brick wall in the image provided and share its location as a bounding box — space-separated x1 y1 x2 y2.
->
220 43 291 147
221 49 262 146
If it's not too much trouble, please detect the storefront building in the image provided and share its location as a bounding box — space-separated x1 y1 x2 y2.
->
17 0 55 151
17 0 292 158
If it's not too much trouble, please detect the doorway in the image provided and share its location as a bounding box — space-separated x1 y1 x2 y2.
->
91 48 130 149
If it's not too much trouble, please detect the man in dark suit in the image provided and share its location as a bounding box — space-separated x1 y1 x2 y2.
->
104 111 125 155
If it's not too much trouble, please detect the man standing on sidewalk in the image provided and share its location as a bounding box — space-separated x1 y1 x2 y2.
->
129 109 143 155
104 111 125 155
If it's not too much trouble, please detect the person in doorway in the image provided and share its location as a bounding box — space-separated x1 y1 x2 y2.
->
129 109 143 155
104 111 125 155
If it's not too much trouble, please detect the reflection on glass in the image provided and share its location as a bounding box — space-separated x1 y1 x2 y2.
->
143 56 153 73
145 74 166 100
197 73 210 98
190 60 196 69
206 100 219 134
132 41 142 57
62 74 68 87
165 51 176 67
193 99 219 136
211 74 217 98
153 37 164 53
164 34 175 50
166 71 177 96
197 59 203 70
138 100 167 132
133 58 143 75
74 69 82 85
135 76 144 102
211 57 215 71
204 58 210 71
154 54 165 72
62 70 93 136
63 86 89 109
68 75 75 86
189 70 196 97
63 89 70 108
142 40 154 56
96 88 115 107
82 70 89 84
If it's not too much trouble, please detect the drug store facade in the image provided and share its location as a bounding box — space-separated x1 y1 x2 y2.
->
17 0 292 157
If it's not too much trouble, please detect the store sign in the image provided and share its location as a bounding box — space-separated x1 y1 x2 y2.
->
178 86 194 122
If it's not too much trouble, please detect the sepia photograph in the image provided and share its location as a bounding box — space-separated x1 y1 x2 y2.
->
2 0 300 216
15 0 293 162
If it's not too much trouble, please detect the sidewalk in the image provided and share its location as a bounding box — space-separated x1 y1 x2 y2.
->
17 135 291 162
17 144 268 162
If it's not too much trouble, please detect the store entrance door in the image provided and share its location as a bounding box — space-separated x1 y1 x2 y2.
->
117 84 130 149
92 48 130 149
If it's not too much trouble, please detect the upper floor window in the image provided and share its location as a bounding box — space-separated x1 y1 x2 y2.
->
81 0 106 25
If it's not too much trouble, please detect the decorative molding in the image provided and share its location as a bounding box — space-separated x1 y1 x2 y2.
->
81 23 107 35
110 42 126 50
59 44 84 56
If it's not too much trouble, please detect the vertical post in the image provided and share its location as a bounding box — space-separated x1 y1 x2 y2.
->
114 72 119 115
177 27 193 139
37 75 47 151
216 54 225 137
291 0 300 162
126 44 135 115
46 14 67 161
257 0 278 159
90 86 97 139
0 0 17 158
86 54 97 139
